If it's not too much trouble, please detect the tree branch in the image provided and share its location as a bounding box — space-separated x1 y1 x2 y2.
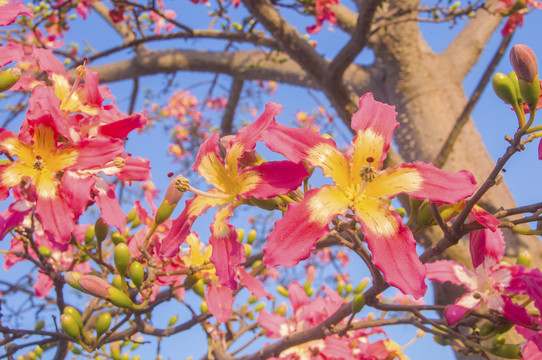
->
221 78 244 136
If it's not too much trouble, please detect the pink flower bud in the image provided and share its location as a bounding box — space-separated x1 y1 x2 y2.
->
510 44 538 83
77 275 112 299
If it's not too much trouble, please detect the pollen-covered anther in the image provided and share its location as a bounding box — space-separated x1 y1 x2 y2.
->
174 176 190 193
360 164 377 183
32 155 45 171
113 157 125 168
75 65 86 79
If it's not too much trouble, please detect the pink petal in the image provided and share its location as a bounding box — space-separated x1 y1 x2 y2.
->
31 47 69 77
205 283 233 323
469 228 505 268
235 102 283 151
0 199 32 239
392 162 477 203
257 309 288 339
237 267 271 299
240 161 309 199
26 87 73 142
264 186 349 268
502 296 533 326
209 208 245 290
193 131 220 173
70 138 124 170
84 69 103 106
324 336 354 360
36 195 74 244
288 281 310 313
116 155 151 181
470 206 501 231
355 203 427 298
351 93 398 163
445 304 471 325
34 272 54 299
0 2 33 26
60 172 95 217
94 180 126 233
0 42 24 67
99 114 146 139
264 122 338 164
426 260 468 286
523 338 542 360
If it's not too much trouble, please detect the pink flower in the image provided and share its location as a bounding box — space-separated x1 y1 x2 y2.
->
498 0 542 36
150 9 176 35
0 1 33 26
427 228 532 326
306 0 339 34
263 93 477 299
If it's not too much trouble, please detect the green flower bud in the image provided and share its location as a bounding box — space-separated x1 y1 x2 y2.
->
489 344 522 359
111 232 126 245
247 229 257 245
200 301 208 313
345 283 353 295
95 218 109 243
107 287 133 308
336 281 345 295
38 246 51 258
305 287 314 296
64 271 83 291
248 196 280 211
236 229 245 243
120 354 129 360
517 250 532 267
248 295 258 304
243 243 252 257
492 334 506 348
63 306 83 329
508 72 523 104
126 208 137 223
477 321 494 336
168 315 178 327
70 346 82 355
352 294 366 314
492 72 518 105
276 285 289 297
110 343 121 360
114 243 131 276
518 74 541 110
0 68 21 93
192 279 205 298
112 275 123 290
34 320 45 331
354 278 370 294
131 216 141 229
129 261 144 288
96 312 112 338
35 346 43 357
395 207 406 218
60 314 80 339
254 303 265 312
84 225 95 244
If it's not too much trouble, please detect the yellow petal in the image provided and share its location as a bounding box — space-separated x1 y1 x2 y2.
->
350 129 385 183
306 142 351 190
365 166 423 199
307 185 351 224
353 197 398 236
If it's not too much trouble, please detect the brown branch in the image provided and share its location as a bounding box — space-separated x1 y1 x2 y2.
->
433 32 513 168
221 78 244 136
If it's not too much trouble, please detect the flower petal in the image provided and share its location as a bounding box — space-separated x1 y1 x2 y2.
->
355 199 427 298
35 195 74 244
502 296 533 326
235 102 283 151
60 171 95 217
237 267 271 300
239 161 309 199
205 283 233 323
263 186 349 268
94 180 126 233
209 207 245 290
367 162 476 203
469 228 505 268
445 304 472 325
70 138 124 170
257 309 288 339
426 260 471 286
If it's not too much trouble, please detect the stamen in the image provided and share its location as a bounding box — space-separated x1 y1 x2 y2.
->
32 155 45 171
174 177 190 193
113 157 125 168
360 165 377 183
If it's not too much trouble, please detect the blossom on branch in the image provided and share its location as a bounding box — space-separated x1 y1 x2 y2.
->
263 93 477 299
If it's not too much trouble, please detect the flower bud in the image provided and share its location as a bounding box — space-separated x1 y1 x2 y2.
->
519 75 541 110
84 225 95 244
276 285 289 297
106 287 133 308
95 218 109 243
243 243 252 257
168 315 178 327
192 279 205 298
354 278 370 294
77 275 112 299
254 303 265 312
236 228 245 243
248 196 279 211
352 294 366 314
64 272 83 291
200 301 208 313
114 243 131 276
34 320 45 331
517 250 531 267
492 73 518 105
492 334 506 348
129 261 144 288
111 232 126 245
489 344 522 359
96 312 112 338
38 246 51 258
247 229 257 245
0 68 21 93
63 306 83 329
510 44 538 83
126 208 137 223
155 175 188 224
35 346 43 357
60 314 80 339
112 275 123 290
